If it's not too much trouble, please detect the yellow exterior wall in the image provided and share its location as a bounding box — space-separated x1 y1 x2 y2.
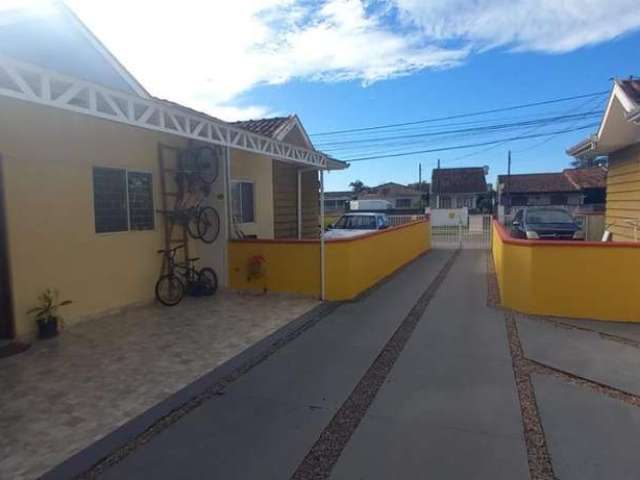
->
0 97 194 338
228 220 431 300
230 150 274 239
492 221 640 322
606 143 640 241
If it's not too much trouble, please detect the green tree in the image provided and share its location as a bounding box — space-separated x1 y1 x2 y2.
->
349 180 368 194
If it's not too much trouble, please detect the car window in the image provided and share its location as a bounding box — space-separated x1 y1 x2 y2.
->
525 209 573 224
514 210 523 223
334 215 377 229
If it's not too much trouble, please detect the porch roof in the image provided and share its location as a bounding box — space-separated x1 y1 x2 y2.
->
567 79 640 159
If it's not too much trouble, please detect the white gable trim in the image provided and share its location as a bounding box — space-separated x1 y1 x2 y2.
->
0 55 327 168
273 115 314 149
61 3 150 99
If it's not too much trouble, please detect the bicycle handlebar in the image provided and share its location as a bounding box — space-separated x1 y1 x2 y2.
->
157 245 185 254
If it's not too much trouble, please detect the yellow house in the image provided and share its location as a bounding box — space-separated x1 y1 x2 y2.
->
0 4 346 340
568 79 640 241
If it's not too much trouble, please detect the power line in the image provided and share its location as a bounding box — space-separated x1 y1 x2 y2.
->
315 111 603 149
343 123 598 162
310 91 609 137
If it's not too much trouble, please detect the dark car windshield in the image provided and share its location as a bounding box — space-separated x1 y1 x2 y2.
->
525 209 574 224
334 215 377 230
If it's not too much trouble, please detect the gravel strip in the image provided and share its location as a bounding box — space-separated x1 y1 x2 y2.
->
504 310 556 480
290 250 459 480
77 302 340 480
486 252 501 308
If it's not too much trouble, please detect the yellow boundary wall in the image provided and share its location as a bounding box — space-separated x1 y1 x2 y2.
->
492 220 640 322
228 220 431 301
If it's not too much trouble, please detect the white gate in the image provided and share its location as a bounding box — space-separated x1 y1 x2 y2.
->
431 214 492 250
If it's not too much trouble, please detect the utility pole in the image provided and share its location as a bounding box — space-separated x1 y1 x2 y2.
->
437 158 441 169
418 163 422 189
505 150 512 209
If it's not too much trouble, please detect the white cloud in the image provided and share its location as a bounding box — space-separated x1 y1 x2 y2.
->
64 0 465 120
393 0 640 53
61 0 640 121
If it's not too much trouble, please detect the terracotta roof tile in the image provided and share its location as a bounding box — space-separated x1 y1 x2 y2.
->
620 79 640 105
563 166 607 189
232 117 291 138
431 167 487 194
498 166 606 193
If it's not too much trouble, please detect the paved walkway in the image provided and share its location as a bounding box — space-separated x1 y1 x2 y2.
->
15 249 640 479
0 291 318 480
96 250 529 480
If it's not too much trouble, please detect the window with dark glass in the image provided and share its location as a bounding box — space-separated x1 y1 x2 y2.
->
231 181 255 223
127 172 154 230
93 167 154 233
93 167 128 233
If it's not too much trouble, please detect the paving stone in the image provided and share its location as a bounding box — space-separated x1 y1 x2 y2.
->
517 316 640 395
533 374 640 480
331 251 528 479
101 394 332 480
554 317 640 343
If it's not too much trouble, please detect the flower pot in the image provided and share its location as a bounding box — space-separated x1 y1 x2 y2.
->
37 318 59 339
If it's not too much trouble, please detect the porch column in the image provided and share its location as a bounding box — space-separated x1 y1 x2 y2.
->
297 169 302 239
320 169 326 301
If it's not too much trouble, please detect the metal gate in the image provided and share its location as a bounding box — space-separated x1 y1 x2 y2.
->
431 214 492 250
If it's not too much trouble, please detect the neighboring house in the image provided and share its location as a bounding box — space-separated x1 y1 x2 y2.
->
322 190 353 213
357 182 425 210
430 167 488 210
358 182 424 210
0 4 345 339
568 78 640 241
497 166 606 213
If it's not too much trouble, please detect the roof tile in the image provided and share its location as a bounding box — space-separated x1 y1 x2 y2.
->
431 167 487 194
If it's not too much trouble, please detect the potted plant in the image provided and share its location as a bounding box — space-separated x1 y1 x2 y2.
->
27 289 72 339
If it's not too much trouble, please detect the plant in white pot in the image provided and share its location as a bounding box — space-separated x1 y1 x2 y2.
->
27 289 72 339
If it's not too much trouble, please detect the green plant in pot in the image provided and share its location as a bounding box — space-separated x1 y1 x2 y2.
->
27 289 72 340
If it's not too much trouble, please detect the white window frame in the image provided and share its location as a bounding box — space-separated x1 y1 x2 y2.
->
231 179 256 225
92 166 155 235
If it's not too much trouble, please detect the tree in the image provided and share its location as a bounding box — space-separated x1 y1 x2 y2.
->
349 180 368 194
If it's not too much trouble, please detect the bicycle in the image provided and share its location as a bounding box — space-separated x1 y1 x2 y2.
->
160 196 221 244
177 145 220 186
155 245 218 306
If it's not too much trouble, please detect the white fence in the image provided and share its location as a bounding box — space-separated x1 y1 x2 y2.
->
431 214 493 250
429 208 469 227
388 214 428 227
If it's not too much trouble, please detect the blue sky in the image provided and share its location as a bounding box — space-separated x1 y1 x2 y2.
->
64 0 640 190
242 29 639 191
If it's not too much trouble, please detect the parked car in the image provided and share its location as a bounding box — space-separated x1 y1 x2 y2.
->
510 207 584 240
323 212 390 239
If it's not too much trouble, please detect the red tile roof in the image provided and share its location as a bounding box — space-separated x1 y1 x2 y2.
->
362 182 422 198
232 117 291 138
563 166 607 189
498 166 606 193
431 167 487 194
619 79 640 105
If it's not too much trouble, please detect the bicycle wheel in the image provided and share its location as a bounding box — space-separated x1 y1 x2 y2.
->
195 146 220 185
197 206 221 244
198 267 218 295
155 275 185 306
186 210 200 240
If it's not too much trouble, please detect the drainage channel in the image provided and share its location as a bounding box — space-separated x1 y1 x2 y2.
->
291 249 460 480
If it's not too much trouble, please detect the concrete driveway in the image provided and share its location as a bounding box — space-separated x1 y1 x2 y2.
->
6 249 640 480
